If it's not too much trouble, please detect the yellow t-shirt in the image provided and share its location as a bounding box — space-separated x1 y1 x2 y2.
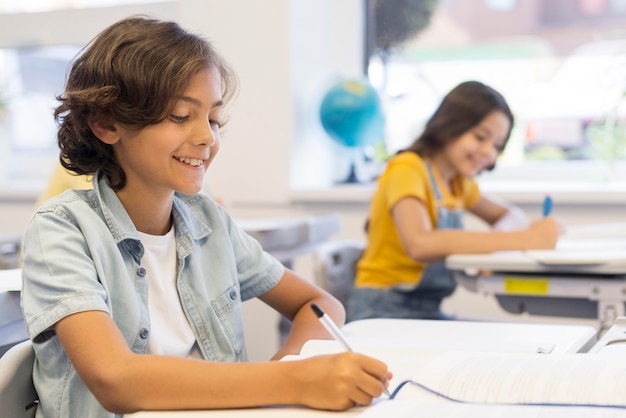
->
355 152 481 289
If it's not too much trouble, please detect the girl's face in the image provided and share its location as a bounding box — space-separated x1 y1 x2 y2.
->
441 110 510 178
111 67 224 197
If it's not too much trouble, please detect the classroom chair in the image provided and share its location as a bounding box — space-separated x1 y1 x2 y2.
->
312 239 365 307
0 339 38 417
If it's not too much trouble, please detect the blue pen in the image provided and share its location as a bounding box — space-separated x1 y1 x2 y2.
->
542 195 552 217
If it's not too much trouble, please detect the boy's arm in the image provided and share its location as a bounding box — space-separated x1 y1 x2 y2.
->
55 309 388 413
258 269 345 360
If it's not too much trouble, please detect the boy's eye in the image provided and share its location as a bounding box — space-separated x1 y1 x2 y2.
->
169 114 189 123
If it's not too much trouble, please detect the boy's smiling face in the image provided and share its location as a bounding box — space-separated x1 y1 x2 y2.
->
110 66 224 198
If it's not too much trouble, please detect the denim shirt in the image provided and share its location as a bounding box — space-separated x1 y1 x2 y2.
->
20 173 284 418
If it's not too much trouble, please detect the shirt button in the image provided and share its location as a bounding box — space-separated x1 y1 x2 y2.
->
137 267 146 277
229 290 237 300
140 328 149 339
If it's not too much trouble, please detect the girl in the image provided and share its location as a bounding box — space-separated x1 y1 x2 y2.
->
20 16 389 417
347 81 560 322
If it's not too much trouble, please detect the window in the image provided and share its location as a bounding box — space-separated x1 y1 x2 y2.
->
0 45 81 184
0 0 169 14
0 0 177 190
366 0 626 193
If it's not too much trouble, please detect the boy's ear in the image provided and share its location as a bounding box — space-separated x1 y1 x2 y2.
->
88 119 120 145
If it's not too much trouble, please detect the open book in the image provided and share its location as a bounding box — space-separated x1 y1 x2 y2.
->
358 350 626 417
286 337 626 417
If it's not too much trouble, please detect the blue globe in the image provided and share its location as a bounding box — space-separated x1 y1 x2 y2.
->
319 79 385 149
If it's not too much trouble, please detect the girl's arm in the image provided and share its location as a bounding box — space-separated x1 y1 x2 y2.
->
55 309 389 414
469 195 514 226
470 195 530 230
391 196 559 262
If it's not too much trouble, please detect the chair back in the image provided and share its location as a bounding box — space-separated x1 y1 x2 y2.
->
0 339 38 417
313 240 365 307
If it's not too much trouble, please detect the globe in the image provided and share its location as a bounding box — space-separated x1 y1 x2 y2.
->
319 79 385 149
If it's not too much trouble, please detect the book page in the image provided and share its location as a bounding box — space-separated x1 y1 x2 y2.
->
399 351 626 407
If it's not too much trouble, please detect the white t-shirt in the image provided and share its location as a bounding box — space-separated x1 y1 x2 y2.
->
138 227 201 358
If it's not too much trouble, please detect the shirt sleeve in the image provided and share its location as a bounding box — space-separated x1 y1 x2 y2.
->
21 209 110 341
384 162 429 210
219 210 285 301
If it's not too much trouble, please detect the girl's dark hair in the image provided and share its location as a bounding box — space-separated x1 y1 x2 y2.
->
405 80 514 170
54 15 238 190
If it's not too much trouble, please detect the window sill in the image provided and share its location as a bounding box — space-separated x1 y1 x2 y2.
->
290 181 626 206
0 184 41 203
2 181 626 206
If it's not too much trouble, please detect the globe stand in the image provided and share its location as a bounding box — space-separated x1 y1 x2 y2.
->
338 160 359 184
336 148 363 184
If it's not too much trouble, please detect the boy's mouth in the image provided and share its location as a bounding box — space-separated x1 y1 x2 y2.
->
174 156 204 167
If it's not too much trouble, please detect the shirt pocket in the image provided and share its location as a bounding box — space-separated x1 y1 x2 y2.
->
211 284 246 361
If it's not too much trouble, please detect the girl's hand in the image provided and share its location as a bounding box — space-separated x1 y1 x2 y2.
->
523 218 561 249
291 352 390 411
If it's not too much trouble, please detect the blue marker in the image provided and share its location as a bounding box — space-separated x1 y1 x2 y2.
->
542 195 552 217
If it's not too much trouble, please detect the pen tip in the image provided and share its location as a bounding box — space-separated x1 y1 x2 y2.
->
310 303 324 318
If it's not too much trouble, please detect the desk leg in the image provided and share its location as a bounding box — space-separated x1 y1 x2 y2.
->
598 300 626 335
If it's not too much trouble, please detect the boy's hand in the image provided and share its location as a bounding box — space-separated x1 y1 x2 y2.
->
291 352 390 410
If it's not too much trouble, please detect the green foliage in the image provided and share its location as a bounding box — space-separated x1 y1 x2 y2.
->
587 119 626 161
525 145 567 161
372 139 391 161
373 0 438 51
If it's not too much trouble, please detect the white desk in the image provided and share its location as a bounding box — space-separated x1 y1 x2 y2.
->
0 268 26 356
127 318 598 418
127 408 356 417
341 317 597 354
446 235 626 332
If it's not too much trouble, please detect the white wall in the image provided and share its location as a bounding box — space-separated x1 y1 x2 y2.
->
180 0 364 204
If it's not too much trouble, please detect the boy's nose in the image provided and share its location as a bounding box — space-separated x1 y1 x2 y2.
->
193 122 217 147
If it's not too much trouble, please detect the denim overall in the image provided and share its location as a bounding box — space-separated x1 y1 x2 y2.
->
346 163 463 322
